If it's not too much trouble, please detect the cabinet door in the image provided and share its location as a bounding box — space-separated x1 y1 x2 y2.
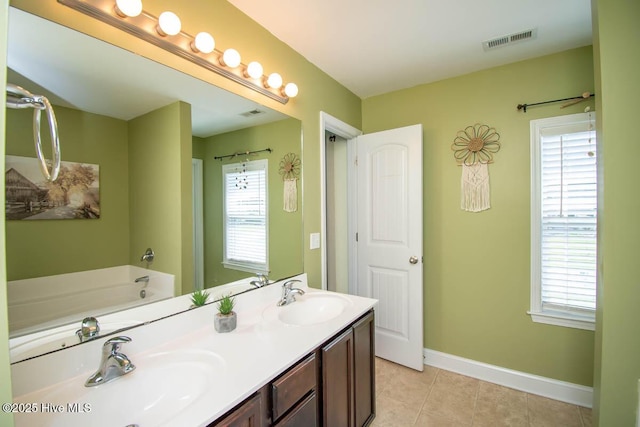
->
353 311 375 427
322 328 354 427
211 390 266 427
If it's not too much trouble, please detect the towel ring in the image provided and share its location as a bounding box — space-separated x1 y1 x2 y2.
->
6 83 61 182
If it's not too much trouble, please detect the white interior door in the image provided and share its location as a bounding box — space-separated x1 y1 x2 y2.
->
356 124 423 371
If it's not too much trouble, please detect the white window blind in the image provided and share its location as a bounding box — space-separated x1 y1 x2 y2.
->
222 159 268 273
530 112 597 329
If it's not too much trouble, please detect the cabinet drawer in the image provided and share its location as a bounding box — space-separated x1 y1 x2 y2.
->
274 393 318 427
271 353 317 420
209 390 265 427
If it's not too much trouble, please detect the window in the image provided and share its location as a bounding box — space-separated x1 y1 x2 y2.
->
222 159 268 274
530 112 597 330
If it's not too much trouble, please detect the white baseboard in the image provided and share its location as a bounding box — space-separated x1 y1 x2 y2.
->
423 348 593 408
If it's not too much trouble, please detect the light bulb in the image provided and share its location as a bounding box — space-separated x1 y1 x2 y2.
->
266 73 283 89
157 11 181 36
221 49 241 68
284 82 299 98
245 61 263 79
115 0 142 17
193 32 215 54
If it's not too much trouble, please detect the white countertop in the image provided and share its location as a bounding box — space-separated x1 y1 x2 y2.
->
10 274 377 427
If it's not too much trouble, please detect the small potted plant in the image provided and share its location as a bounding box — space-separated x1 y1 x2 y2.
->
190 289 210 308
214 294 237 333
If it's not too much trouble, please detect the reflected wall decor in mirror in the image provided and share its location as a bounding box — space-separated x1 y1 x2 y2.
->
5 6 303 363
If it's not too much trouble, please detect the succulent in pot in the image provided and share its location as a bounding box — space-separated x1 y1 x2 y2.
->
214 294 237 333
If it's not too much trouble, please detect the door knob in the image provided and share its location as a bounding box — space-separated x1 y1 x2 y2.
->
409 256 419 264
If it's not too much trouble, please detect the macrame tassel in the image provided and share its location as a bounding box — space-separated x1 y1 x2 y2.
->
461 163 491 212
283 178 297 212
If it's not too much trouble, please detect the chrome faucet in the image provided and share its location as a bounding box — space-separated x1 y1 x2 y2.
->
85 336 136 387
277 279 305 306
134 275 150 287
76 316 100 342
250 273 269 288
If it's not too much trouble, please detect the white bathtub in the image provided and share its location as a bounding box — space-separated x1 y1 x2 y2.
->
7 265 175 338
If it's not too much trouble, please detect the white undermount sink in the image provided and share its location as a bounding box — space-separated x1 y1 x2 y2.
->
14 348 226 427
272 292 352 326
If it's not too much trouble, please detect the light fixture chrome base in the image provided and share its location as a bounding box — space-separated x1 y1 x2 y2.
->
58 0 290 104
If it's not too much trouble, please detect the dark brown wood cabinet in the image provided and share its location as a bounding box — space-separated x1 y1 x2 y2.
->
322 328 355 427
353 311 375 427
211 310 375 427
271 353 319 425
274 393 318 427
211 389 268 427
321 311 375 427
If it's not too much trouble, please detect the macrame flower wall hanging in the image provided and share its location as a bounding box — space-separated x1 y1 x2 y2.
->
451 123 501 212
279 152 301 212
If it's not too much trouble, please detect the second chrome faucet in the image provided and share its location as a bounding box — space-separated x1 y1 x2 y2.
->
277 280 305 306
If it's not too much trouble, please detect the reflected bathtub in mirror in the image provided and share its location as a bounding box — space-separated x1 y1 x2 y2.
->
8 266 174 336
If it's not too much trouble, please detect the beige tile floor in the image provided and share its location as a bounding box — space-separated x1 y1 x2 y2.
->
371 358 592 427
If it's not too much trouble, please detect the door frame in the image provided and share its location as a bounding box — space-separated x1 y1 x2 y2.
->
320 112 362 292
192 158 204 291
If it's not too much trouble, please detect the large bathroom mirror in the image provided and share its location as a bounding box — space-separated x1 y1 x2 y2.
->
5 7 303 362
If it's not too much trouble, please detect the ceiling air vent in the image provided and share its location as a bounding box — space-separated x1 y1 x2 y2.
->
240 108 265 118
482 28 537 52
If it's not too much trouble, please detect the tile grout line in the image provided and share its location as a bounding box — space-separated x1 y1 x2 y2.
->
411 385 431 425
578 404 586 427
412 367 440 425
469 379 481 426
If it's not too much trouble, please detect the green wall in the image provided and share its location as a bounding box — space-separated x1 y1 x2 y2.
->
201 118 303 286
5 106 130 280
591 0 640 424
362 47 596 386
193 136 206 159
128 101 192 295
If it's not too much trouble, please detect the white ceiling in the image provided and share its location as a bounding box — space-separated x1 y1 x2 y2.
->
229 0 593 99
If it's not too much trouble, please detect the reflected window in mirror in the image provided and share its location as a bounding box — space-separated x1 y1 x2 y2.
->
223 159 269 274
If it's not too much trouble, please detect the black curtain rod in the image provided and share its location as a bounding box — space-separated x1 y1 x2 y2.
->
517 93 595 113
214 148 272 161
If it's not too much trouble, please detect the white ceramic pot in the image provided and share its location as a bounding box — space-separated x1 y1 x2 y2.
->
214 311 237 333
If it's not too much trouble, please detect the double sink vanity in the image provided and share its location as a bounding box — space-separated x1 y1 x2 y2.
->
10 274 377 426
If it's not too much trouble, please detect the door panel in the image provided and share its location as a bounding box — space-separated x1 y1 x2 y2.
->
356 124 423 371
370 268 409 340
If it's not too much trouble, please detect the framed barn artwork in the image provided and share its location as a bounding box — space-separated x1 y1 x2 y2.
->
5 155 100 220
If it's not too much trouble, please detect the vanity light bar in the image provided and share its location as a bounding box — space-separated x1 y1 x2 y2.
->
57 0 297 104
